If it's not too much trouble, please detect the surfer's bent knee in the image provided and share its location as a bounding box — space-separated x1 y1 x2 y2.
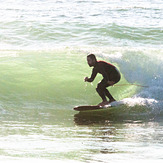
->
96 82 105 92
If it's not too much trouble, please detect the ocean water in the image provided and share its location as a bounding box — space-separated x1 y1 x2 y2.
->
0 0 163 162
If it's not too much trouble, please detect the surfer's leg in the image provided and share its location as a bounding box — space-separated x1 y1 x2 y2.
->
104 88 116 102
105 69 121 103
96 80 107 102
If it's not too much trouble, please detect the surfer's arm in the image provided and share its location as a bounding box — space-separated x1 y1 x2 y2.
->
85 68 97 82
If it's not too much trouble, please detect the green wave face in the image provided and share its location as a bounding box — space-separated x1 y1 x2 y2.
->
0 49 138 109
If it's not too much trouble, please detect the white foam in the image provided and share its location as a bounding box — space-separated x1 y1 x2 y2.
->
105 97 158 108
121 97 158 107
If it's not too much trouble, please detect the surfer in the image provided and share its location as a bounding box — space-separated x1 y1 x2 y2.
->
85 54 121 106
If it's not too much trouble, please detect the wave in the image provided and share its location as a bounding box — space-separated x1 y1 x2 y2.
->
0 47 162 113
103 24 163 46
1 22 162 49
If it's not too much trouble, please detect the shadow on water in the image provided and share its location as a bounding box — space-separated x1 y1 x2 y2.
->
74 105 157 125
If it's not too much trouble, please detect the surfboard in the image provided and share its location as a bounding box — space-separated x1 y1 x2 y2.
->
74 105 103 111
74 103 112 111
73 101 123 111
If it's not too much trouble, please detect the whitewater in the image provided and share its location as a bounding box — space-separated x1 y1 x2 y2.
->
0 0 163 162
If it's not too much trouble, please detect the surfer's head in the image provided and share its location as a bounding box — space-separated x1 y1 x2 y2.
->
87 54 97 67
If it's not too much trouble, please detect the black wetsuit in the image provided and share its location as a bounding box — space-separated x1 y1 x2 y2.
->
87 61 121 101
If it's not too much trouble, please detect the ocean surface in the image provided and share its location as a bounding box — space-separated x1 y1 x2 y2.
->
0 0 163 162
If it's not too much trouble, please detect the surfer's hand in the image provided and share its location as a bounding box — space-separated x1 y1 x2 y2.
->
84 77 89 82
107 81 115 86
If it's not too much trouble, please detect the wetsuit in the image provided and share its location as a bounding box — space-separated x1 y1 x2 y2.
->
87 61 121 101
